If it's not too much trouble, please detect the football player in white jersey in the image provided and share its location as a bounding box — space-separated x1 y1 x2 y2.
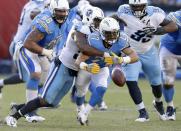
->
0 0 47 98
114 0 178 122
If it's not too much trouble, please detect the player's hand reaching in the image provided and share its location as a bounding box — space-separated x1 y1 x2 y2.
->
80 62 100 74
104 52 123 65
142 26 156 35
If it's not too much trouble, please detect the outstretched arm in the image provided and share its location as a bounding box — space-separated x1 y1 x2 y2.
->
73 31 104 57
154 19 178 35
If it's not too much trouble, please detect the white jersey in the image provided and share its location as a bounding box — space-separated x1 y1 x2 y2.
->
59 22 92 71
13 1 44 43
117 5 165 54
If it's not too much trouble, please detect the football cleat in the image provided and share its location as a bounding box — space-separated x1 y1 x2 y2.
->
166 106 176 121
5 115 17 127
98 101 108 111
135 108 149 122
77 111 89 126
153 100 167 121
25 113 45 123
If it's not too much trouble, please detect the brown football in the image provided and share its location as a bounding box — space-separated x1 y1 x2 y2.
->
111 67 126 87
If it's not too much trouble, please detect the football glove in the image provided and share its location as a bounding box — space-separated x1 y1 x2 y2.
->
104 52 123 65
80 62 100 74
42 48 54 61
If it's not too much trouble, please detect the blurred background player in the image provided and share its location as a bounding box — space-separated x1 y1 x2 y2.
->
159 10 181 121
0 0 48 99
77 17 138 125
115 0 178 122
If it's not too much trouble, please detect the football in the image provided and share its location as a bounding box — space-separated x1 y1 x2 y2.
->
111 66 126 87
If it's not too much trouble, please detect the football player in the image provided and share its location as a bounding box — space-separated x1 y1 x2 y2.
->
77 17 138 125
5 0 70 126
114 0 178 122
159 10 181 121
0 0 47 99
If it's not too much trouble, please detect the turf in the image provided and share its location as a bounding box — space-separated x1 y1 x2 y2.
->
0 79 180 131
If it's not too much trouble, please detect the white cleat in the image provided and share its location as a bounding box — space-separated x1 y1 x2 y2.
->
152 100 167 121
5 115 17 127
135 109 149 122
98 101 108 111
135 117 149 122
166 106 176 121
77 111 88 126
25 115 45 123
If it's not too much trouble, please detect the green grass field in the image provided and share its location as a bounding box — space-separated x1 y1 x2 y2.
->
0 79 180 131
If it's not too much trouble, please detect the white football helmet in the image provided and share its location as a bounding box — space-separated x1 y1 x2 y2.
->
129 0 148 18
77 0 91 16
49 0 69 23
82 6 104 29
99 17 120 44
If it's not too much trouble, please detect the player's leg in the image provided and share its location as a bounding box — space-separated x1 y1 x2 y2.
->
78 67 109 125
5 61 63 127
19 48 45 121
141 46 166 120
160 47 178 120
75 70 91 113
123 60 149 122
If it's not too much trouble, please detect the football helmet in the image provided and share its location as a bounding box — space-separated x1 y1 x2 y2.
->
49 0 69 23
77 0 91 16
82 6 104 29
99 17 120 44
129 0 148 18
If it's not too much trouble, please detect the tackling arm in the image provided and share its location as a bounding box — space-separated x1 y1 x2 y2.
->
154 19 178 35
73 31 105 57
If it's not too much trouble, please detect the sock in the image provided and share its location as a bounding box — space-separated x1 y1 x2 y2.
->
77 104 85 112
4 74 23 85
12 97 42 120
162 85 174 103
84 104 93 115
151 85 162 102
126 81 143 104
167 101 174 107
89 86 107 107
136 101 145 110
76 96 85 106
26 89 38 102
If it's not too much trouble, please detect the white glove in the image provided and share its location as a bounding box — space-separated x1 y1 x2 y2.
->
42 48 54 61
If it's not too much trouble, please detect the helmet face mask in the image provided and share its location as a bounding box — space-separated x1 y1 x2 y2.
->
99 17 120 45
49 0 69 23
129 4 147 18
102 30 119 44
53 8 69 23
129 0 148 18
